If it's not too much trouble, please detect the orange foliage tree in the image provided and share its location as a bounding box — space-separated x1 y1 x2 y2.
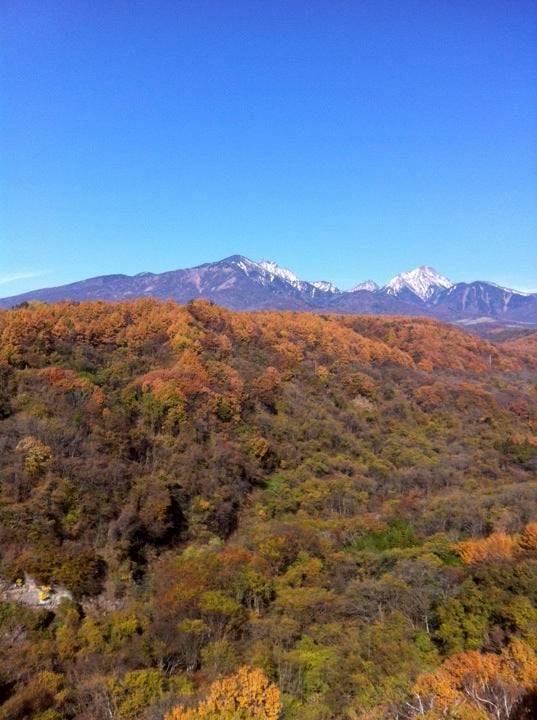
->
453 523 537 565
518 523 537 554
165 666 281 720
454 532 516 565
407 640 537 719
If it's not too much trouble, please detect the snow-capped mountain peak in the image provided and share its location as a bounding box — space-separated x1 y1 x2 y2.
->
257 260 300 285
227 257 340 296
230 256 261 275
350 280 379 292
383 266 453 301
310 280 340 294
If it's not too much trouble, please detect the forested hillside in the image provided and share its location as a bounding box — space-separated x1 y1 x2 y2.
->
0 299 536 719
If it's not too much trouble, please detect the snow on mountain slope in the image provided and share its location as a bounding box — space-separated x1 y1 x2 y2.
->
350 280 379 292
254 260 339 295
310 281 340 293
257 260 301 286
473 282 531 297
383 266 454 301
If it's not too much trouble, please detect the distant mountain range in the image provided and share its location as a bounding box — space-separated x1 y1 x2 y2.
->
1 255 536 326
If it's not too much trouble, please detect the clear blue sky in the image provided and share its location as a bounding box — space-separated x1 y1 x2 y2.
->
1 0 536 294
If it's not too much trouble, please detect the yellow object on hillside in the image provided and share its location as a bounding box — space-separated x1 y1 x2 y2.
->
38 586 51 603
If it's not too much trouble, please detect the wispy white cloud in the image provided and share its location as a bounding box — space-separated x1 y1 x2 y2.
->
0 271 48 287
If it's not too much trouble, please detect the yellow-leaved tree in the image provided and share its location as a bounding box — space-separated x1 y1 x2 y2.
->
165 666 281 720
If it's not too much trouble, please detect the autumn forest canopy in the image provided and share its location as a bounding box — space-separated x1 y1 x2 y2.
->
1 298 537 719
